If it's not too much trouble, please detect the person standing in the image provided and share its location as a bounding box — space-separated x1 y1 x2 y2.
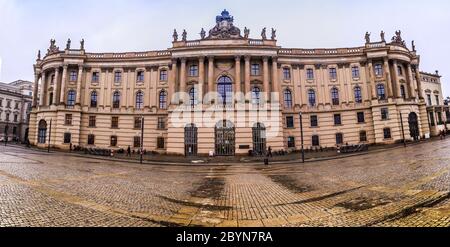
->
127 146 131 157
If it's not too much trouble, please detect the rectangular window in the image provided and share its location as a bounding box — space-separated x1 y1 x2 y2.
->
13 114 18 122
110 136 118 147
160 70 168 81
89 116 96 128
134 136 141 148
383 128 392 139
437 112 443 125
329 68 337 80
435 95 440 106
157 117 166 130
381 108 389 120
6 101 11 108
357 112 365 123
114 71 122 83
134 117 142 129
334 114 342 125
286 116 294 128
92 72 100 83
251 64 260 76
157 137 165 149
87 134 95 145
310 115 318 127
429 111 435 126
136 71 144 82
360 131 367 142
14 102 19 109
64 133 72 144
306 68 314 80
352 67 360 78
397 66 403 76
65 114 72 125
427 95 432 106
283 68 291 80
111 116 119 128
69 71 77 81
287 136 295 148
336 133 343 145
374 64 383 76
312 135 320 146
189 65 199 77
5 113 10 121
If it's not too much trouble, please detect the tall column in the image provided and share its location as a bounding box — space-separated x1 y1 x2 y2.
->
76 65 83 105
384 58 393 98
263 57 270 100
244 56 251 97
198 57 205 100
208 56 215 94
407 64 416 99
392 60 401 98
414 65 424 99
59 65 68 104
179 58 187 94
235 56 241 94
52 67 59 105
168 60 178 104
271 57 279 103
368 60 377 100
32 72 40 107
39 72 46 106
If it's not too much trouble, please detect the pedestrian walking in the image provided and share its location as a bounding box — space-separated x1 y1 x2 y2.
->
127 146 131 157
267 146 273 158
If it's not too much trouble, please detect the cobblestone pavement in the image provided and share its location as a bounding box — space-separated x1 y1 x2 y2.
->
1 139 450 227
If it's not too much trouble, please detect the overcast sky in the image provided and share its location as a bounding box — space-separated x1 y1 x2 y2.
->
0 0 449 96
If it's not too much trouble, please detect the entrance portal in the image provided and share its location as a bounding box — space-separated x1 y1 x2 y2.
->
184 124 198 156
408 112 420 141
215 120 235 156
252 123 266 155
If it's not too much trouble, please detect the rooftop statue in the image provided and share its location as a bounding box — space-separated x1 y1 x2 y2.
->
206 9 242 39
80 39 85 50
271 28 276 40
37 50 41 60
261 27 267 40
412 40 416 51
47 39 59 55
365 32 371 44
66 38 71 50
380 31 385 42
182 29 187 41
200 28 206 39
173 29 178 42
244 27 250 39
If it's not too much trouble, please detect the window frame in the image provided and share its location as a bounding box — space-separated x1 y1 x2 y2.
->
111 116 119 129
65 114 73 126
286 116 295 128
334 114 342 126
89 116 96 128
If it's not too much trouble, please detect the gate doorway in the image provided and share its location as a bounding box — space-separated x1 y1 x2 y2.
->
252 123 266 155
215 120 235 156
409 112 420 141
184 124 198 156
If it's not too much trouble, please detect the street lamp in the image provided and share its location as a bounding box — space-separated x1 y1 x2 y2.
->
140 115 145 164
299 112 305 163
48 118 52 153
4 121 9 146
400 112 406 147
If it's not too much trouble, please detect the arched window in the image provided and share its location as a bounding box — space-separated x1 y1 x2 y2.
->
400 85 406 99
377 84 386 100
331 87 339 105
112 91 121 109
308 89 316 106
189 87 197 107
135 91 144 109
67 90 76 106
284 89 293 108
90 91 98 108
159 90 167 109
217 76 233 106
354 86 362 103
251 87 261 105
38 120 47 144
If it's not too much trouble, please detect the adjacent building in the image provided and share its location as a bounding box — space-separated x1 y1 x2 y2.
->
29 10 447 156
0 80 33 142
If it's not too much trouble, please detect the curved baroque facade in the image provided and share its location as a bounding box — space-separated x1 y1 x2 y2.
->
29 10 448 156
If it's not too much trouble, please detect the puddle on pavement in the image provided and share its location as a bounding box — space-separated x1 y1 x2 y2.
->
189 176 226 200
268 175 314 193
157 195 232 211
335 197 393 211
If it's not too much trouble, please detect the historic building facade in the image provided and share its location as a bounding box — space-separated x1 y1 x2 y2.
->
29 10 447 156
0 80 33 142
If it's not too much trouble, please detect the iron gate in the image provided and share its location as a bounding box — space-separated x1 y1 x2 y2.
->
215 120 235 156
252 123 266 155
185 124 198 156
409 112 420 141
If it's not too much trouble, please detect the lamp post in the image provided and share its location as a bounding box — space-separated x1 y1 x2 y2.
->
299 112 305 163
140 116 144 164
48 118 52 153
4 122 8 146
400 112 406 147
